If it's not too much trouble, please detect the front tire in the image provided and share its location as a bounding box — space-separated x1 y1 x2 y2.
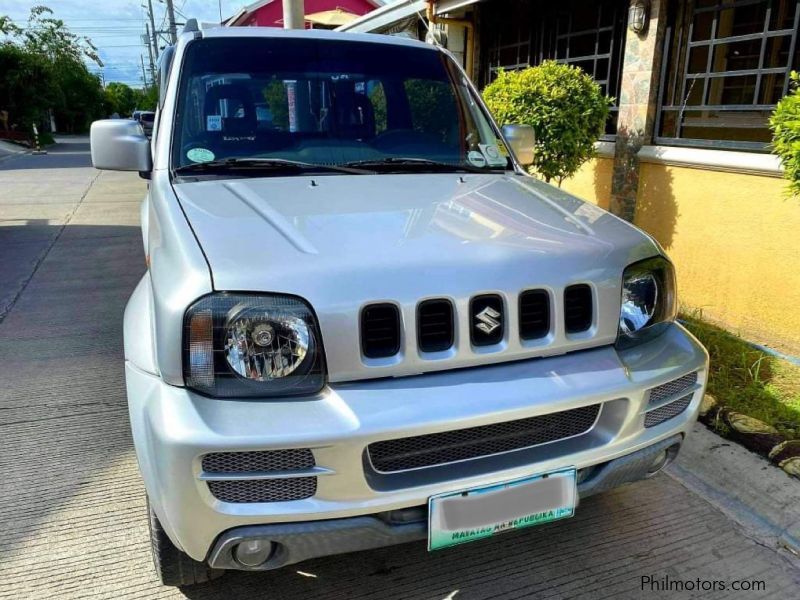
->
147 496 223 587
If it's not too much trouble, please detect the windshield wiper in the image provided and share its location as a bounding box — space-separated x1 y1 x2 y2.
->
341 157 504 173
174 157 371 176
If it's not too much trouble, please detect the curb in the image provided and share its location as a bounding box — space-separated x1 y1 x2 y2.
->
667 423 800 559
668 460 800 557
699 394 800 479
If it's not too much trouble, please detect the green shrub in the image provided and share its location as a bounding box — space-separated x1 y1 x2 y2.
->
482 61 612 185
770 71 800 197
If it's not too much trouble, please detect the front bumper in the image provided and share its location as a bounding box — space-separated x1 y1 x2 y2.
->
207 434 682 571
126 323 708 562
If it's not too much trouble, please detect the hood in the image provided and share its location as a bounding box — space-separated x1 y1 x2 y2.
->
173 173 659 382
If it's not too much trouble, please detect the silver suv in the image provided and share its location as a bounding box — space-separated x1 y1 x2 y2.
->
90 22 708 587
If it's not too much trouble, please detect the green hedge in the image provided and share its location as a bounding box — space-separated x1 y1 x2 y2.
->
482 61 611 185
771 71 800 197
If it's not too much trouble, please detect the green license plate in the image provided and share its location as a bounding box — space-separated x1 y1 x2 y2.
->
427 468 577 551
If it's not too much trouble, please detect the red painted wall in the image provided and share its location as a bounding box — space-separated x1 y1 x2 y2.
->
238 0 377 27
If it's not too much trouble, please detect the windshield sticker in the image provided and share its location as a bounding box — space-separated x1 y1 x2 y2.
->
479 144 507 167
206 115 222 131
187 148 215 163
495 140 509 157
467 150 487 168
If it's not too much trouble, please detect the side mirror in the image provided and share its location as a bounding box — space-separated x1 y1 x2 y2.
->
90 119 152 173
501 124 536 167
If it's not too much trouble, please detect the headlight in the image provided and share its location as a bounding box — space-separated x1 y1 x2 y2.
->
616 256 677 349
183 293 326 398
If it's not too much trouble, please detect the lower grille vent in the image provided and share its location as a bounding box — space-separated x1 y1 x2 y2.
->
368 404 601 473
202 449 314 473
207 478 317 503
645 394 693 428
202 449 317 503
647 372 698 407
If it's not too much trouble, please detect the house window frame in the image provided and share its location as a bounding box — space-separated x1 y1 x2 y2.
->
654 0 800 152
480 0 628 139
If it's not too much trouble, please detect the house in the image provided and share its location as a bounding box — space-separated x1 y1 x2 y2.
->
340 0 800 356
224 0 383 28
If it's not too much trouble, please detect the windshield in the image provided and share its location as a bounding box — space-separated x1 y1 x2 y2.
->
171 37 511 174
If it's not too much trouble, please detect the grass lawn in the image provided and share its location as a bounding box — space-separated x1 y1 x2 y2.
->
681 313 800 439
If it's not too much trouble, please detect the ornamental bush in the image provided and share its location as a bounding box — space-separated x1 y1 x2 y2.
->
770 71 800 197
482 61 612 185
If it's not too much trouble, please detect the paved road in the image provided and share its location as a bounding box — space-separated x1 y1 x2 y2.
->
1 138 799 599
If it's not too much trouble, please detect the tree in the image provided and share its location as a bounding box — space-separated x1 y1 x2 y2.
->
770 71 800 197
54 59 105 132
133 85 159 112
482 61 612 185
18 5 101 66
0 5 105 134
105 82 138 117
0 43 56 132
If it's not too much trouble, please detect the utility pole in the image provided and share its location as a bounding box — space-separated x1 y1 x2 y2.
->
282 0 304 29
165 0 178 43
145 0 159 59
141 55 148 88
144 25 156 84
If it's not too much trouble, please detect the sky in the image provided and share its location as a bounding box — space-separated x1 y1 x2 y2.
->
0 0 248 87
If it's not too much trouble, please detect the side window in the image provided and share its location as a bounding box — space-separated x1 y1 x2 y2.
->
404 79 458 142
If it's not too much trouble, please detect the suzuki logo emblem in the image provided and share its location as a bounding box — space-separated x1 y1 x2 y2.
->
475 306 501 335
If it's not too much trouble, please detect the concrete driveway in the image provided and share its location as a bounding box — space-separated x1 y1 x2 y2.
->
1 138 799 599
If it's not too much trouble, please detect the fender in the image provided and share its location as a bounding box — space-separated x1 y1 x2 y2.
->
124 272 159 375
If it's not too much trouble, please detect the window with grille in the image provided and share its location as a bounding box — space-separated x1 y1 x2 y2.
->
479 0 628 136
657 0 800 150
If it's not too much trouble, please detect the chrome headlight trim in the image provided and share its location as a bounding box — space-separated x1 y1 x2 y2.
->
616 256 677 349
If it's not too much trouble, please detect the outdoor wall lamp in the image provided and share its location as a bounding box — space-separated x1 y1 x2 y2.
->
629 0 650 35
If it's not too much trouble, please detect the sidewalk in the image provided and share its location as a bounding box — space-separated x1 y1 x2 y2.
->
669 422 800 557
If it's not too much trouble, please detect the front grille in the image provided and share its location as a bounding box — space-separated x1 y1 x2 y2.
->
564 284 593 333
367 404 601 473
202 449 314 473
417 299 454 352
647 372 698 407
645 394 693 427
519 289 550 339
361 303 401 358
207 478 317 503
202 449 317 503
